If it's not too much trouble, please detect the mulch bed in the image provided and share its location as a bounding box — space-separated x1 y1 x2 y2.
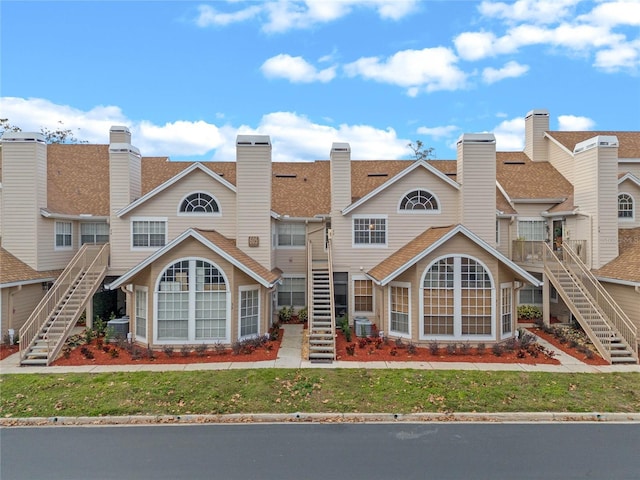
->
334 332 561 365
528 327 609 366
51 329 283 366
0 344 19 361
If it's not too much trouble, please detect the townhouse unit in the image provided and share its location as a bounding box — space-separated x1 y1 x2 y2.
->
1 109 639 366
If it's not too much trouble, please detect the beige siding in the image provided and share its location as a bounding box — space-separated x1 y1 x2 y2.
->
332 168 459 273
496 217 510 257
457 135 496 245
36 218 78 271
1 139 47 269
548 140 575 184
274 248 306 275
109 169 237 274
524 110 549 162
308 223 327 262
601 282 640 341
236 140 272 270
619 163 640 179
109 148 142 214
2 283 46 332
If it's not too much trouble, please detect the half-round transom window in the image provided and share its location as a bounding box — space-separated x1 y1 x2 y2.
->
180 193 219 214
400 190 439 211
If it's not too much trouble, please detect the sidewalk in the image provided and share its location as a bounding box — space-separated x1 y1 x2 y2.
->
2 324 639 374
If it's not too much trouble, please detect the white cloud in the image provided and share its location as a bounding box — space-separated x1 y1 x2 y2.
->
344 47 467 94
557 114 596 131
195 4 261 27
594 39 640 71
482 60 529 83
194 1 417 33
261 54 336 83
493 117 525 151
479 0 580 25
578 1 640 27
454 31 497 61
0 97 410 162
416 125 459 140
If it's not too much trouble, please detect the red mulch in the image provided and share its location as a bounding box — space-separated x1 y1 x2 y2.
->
528 327 609 366
51 330 283 366
0 344 19 361
335 332 560 365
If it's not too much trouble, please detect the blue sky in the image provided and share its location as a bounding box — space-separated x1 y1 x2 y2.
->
1 0 639 162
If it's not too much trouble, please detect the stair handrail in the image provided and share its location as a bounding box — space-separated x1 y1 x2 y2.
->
19 243 93 357
307 240 314 334
44 243 110 364
326 232 337 360
543 244 613 362
562 242 637 358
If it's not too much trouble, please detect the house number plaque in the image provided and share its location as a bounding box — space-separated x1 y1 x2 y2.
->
248 236 259 247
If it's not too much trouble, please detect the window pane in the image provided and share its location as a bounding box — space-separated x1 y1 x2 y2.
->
240 289 259 337
390 286 409 334
354 279 373 312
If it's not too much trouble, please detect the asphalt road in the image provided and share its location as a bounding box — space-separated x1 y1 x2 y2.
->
1 423 639 480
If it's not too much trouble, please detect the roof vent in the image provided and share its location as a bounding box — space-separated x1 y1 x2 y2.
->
236 135 271 146
275 174 297 178
503 160 526 165
367 173 388 177
573 135 619 154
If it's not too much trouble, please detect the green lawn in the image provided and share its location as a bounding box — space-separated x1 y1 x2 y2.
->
1 370 639 418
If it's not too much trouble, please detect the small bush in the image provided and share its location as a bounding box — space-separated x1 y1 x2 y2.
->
278 306 293 323
491 343 504 357
145 346 156 360
428 341 439 355
180 344 191 357
407 343 417 355
162 345 174 357
62 345 72 359
517 305 542 321
460 342 471 355
80 346 94 359
109 348 119 358
477 343 486 355
213 343 227 355
130 346 143 360
446 343 457 355
395 338 406 349
345 343 356 356
194 344 207 357
231 341 242 355
389 347 398 356
358 338 368 349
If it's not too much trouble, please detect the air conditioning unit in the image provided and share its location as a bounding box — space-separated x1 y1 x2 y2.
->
107 317 130 339
354 316 373 337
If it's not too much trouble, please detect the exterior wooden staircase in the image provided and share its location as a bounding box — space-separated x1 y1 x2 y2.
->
544 243 638 364
307 238 336 363
19 243 109 366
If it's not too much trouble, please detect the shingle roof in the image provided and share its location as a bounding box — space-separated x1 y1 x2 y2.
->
0 248 61 285
548 131 640 158
194 229 281 285
496 151 573 201
595 228 640 284
367 225 456 283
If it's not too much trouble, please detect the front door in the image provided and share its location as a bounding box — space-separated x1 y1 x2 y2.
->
333 272 348 324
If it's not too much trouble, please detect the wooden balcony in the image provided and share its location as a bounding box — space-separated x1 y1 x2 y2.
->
512 240 586 266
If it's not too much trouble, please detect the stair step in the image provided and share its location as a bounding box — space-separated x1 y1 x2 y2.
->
20 359 48 366
309 352 335 359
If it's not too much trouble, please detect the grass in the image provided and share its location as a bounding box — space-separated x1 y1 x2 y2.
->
1 370 639 418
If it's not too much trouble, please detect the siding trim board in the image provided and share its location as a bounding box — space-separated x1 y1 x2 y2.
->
116 163 236 218
342 160 459 215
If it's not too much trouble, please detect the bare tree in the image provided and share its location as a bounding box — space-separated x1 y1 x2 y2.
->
1 119 86 144
407 140 435 161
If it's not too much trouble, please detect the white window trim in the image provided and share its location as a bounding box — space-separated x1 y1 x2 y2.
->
397 188 441 214
131 216 168 251
153 257 230 345
135 286 148 342
618 192 635 221
177 191 222 217
388 281 411 339
277 275 306 308
500 282 513 339
495 220 500 246
275 222 306 250
238 285 261 340
352 214 388 248
79 222 109 245
516 217 547 241
419 254 496 341
352 275 374 315
54 221 73 251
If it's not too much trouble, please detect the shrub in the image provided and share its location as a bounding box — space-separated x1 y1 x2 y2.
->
62 345 72 359
460 342 471 355
446 343 457 355
231 341 242 355
180 344 191 357
517 305 542 321
145 345 156 360
395 338 406 349
278 306 293 323
162 345 174 357
343 324 352 342
345 343 356 356
358 338 368 349
407 343 417 355
389 347 398 357
194 344 207 357
109 348 119 358
80 346 94 359
504 337 518 352
213 342 227 355
477 343 486 355
297 306 308 323
491 343 504 357
428 341 439 355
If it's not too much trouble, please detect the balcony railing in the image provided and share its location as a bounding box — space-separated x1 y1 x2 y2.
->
512 240 586 265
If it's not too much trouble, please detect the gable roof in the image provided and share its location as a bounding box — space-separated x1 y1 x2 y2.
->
595 228 640 285
116 163 236 217
619 172 640 188
342 160 460 215
496 152 572 202
0 248 61 287
107 228 280 290
366 224 542 287
547 131 640 159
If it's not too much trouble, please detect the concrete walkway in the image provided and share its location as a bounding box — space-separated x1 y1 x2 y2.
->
2 324 639 375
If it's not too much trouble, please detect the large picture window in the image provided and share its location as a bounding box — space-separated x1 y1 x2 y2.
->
353 216 386 246
421 256 494 339
156 259 228 343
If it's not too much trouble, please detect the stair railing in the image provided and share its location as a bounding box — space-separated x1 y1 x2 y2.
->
307 240 314 337
561 242 637 361
19 243 109 362
326 231 336 359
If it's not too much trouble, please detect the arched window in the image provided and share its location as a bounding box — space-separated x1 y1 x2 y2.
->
156 259 228 342
399 189 439 211
618 193 634 219
421 256 494 339
179 192 220 214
